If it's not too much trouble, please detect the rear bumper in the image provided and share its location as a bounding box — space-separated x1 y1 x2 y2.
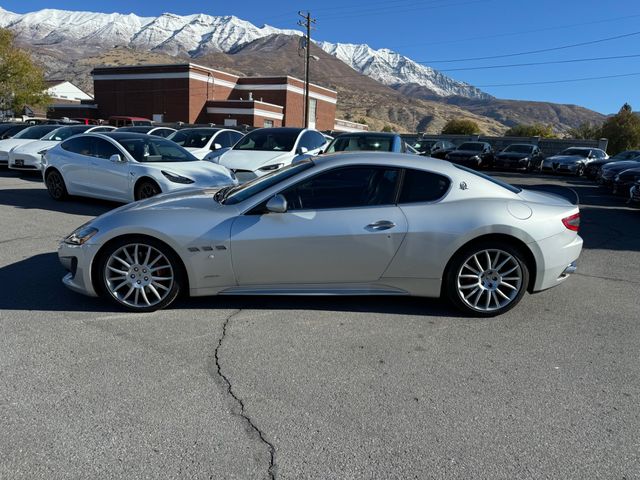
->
532 234 583 292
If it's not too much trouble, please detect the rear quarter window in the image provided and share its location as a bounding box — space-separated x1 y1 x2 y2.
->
399 169 451 203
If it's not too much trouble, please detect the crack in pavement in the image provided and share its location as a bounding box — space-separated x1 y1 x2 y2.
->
575 272 640 285
213 309 276 480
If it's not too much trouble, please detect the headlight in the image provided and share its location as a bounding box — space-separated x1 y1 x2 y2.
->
64 226 98 245
258 163 284 172
162 171 194 184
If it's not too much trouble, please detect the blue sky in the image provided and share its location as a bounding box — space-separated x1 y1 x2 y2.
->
3 0 640 114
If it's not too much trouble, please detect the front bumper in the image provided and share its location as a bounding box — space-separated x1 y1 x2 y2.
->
541 162 580 174
58 241 100 297
494 158 529 170
8 152 42 171
0 152 8 166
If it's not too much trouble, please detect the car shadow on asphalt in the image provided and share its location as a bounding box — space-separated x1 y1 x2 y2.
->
0 252 461 317
0 188 117 217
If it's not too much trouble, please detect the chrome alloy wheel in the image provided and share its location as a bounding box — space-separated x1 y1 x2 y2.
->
104 243 174 308
456 249 523 313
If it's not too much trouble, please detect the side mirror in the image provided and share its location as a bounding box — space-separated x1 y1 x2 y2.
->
296 146 309 155
266 194 287 214
213 143 222 150
110 154 124 163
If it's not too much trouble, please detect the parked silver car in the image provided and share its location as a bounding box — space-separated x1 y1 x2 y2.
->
58 153 583 317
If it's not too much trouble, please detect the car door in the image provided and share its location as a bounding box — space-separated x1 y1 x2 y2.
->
229 166 408 286
56 136 95 194
86 137 131 201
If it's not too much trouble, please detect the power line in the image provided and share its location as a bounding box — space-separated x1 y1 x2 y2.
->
387 13 640 49
439 53 640 72
320 0 491 21
476 71 640 88
418 30 640 63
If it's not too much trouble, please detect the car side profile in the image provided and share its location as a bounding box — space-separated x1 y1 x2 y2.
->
541 147 608 176
58 152 582 317
8 125 116 171
43 132 236 203
494 144 544 171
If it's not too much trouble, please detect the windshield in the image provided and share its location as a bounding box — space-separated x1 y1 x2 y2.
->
13 125 59 140
560 148 590 157
113 136 198 163
42 126 91 141
326 135 394 153
612 150 640 160
223 161 314 205
168 129 217 148
457 143 484 151
454 164 522 194
412 140 436 152
504 145 534 154
234 129 299 152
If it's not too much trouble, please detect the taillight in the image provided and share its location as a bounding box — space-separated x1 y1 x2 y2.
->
562 213 580 232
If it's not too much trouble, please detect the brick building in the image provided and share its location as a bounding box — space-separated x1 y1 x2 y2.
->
90 63 338 129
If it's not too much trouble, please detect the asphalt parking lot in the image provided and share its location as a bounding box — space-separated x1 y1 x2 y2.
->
1 169 639 480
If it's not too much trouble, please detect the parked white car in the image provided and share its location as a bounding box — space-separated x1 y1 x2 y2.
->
166 128 244 160
8 125 115 171
214 127 329 182
0 124 61 166
42 132 237 203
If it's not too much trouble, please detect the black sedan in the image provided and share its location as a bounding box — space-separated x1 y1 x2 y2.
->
584 150 640 179
410 139 457 158
493 144 544 171
612 167 640 196
445 142 494 169
630 179 640 204
599 159 640 186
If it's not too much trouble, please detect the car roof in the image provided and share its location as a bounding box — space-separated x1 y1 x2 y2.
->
313 151 455 173
334 132 398 138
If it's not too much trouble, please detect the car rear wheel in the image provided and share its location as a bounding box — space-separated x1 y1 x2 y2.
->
45 170 68 201
135 180 161 200
96 237 183 312
445 241 529 317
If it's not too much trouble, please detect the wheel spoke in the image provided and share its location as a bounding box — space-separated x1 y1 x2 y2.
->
484 290 491 310
465 287 480 300
148 254 163 268
496 288 510 301
472 289 483 307
143 246 152 266
459 274 480 279
140 287 150 306
134 289 140 305
152 281 169 292
501 265 519 276
113 256 130 269
495 256 511 271
134 244 140 264
123 247 134 265
122 285 135 300
501 281 517 291
484 251 492 270
459 283 479 290
463 263 480 275
150 264 171 273
491 291 499 308
473 255 483 272
107 266 127 275
148 284 162 300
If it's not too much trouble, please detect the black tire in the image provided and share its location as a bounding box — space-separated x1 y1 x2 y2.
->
45 169 68 201
135 179 161 200
444 240 530 317
95 236 184 312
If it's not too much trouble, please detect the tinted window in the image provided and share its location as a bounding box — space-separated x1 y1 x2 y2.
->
13 125 59 140
327 135 393 153
281 167 400 210
228 131 244 146
504 145 534 154
301 131 327 151
113 136 197 163
168 129 217 148
560 148 590 158
399 169 450 203
42 126 91 141
90 127 115 133
457 143 484 151
117 126 152 133
61 137 94 156
152 128 175 138
234 129 299 152
93 138 122 159
214 131 232 149
1 124 29 139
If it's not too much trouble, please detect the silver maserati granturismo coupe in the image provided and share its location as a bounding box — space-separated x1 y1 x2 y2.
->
58 153 583 317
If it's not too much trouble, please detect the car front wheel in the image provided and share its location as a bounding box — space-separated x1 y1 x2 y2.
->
445 241 529 317
45 170 68 200
96 237 183 312
135 180 161 200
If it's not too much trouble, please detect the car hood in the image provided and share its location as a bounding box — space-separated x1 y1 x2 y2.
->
218 150 293 171
135 160 234 184
0 139 39 153
11 139 58 154
546 155 585 164
602 160 640 173
616 167 640 178
496 152 530 160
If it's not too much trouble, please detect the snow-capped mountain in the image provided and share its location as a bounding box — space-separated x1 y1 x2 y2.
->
317 42 490 100
0 6 489 99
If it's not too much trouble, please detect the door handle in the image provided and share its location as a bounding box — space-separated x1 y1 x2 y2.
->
366 220 396 231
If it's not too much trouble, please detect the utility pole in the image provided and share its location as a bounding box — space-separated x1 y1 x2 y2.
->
298 11 316 128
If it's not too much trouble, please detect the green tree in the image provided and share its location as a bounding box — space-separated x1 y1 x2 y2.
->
566 122 602 140
0 29 50 117
504 123 555 138
381 125 395 132
441 119 481 135
600 103 640 154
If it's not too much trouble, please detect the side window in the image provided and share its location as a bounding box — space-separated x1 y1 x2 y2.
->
281 167 400 210
60 137 94 157
154 129 173 138
214 131 231 149
93 138 122 159
228 131 243 146
398 169 450 204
